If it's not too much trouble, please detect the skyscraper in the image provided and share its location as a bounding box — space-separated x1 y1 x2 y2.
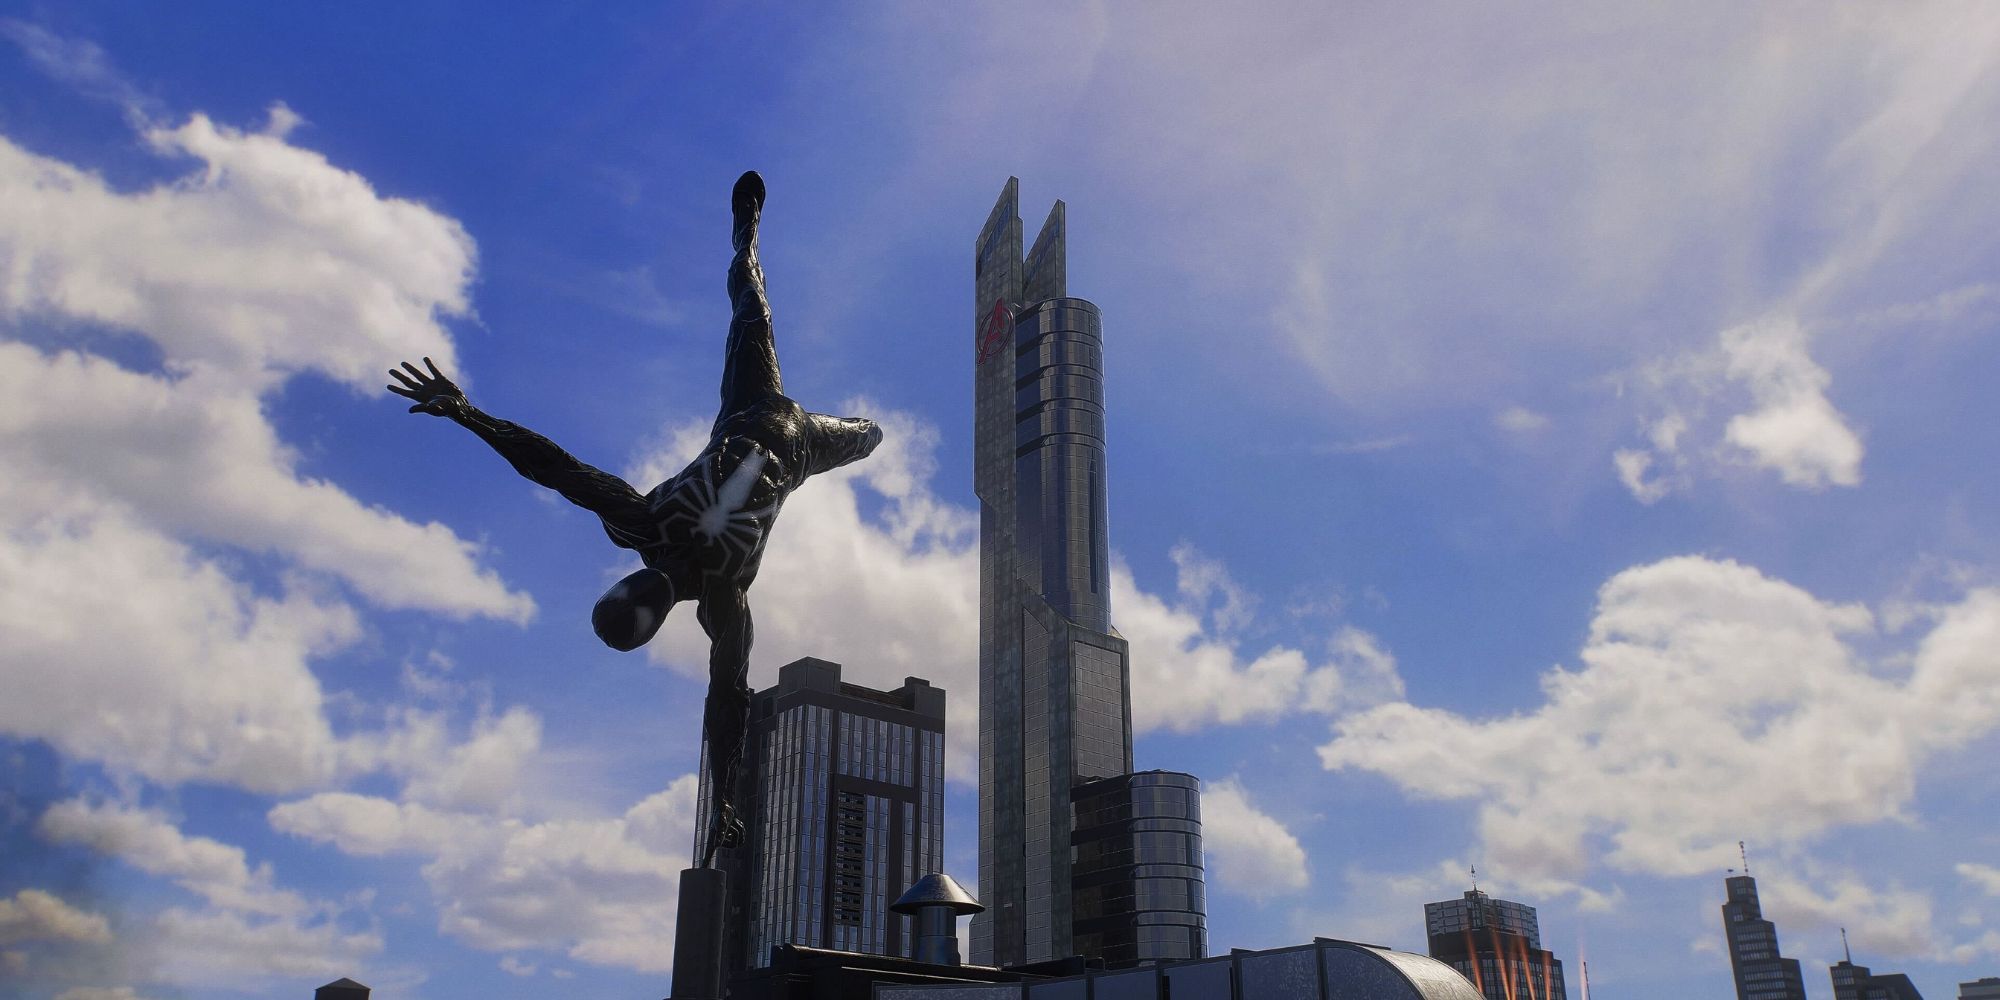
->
1834 957 1927 1000
969 180 1202 968
694 657 946 971
1722 873 1810 1000
1424 888 1568 1000
1960 978 2000 1000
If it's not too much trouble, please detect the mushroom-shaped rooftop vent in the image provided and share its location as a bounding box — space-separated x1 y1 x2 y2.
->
891 872 984 916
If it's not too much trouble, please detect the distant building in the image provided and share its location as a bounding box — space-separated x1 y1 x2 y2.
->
1961 978 2000 1000
693 657 946 971
1424 888 1568 1000
1722 874 1809 1000
1833 941 1927 1000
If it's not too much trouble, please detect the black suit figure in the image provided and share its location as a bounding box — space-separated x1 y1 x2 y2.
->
389 172 881 866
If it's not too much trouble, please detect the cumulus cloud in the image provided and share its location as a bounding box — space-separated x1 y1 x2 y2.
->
1958 862 2000 897
1200 778 1308 900
269 774 700 972
0 98 536 791
151 906 381 985
1120 561 1402 733
1614 315 1864 499
0 501 358 791
0 889 112 945
0 109 472 388
39 800 309 918
1758 869 1937 960
1717 317 1863 488
30 800 382 990
396 707 543 813
1320 556 2000 886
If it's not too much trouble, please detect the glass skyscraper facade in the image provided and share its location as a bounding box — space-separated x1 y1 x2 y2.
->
696 657 946 971
1722 874 1810 1000
970 179 1202 968
1071 772 1208 965
1424 889 1568 1000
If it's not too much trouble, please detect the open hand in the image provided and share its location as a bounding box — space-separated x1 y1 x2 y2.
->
386 358 467 418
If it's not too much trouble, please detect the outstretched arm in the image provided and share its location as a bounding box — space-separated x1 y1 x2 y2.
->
388 358 649 525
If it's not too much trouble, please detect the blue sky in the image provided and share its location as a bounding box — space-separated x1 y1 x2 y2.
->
2 4 1999 998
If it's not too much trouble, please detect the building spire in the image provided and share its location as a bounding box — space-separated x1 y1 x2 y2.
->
1842 927 1851 963
1471 864 1479 893
1739 840 1750 875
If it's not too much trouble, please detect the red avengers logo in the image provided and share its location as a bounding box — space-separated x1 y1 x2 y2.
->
976 298 1012 366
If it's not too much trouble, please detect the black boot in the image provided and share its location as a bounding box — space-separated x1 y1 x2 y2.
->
732 171 765 252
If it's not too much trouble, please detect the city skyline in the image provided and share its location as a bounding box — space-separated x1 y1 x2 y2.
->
2 5 1999 1000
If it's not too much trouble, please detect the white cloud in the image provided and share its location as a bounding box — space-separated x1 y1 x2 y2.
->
55 989 156 1000
0 889 112 945
39 800 308 917
1120 565 1402 733
0 343 531 621
269 774 701 972
1495 407 1550 433
1172 543 1258 633
0 501 358 792
1758 869 1937 960
501 954 538 976
398 707 542 812
30 800 385 990
1718 316 1863 488
1958 862 2000 896
1200 778 1308 900
0 102 535 791
1320 556 2000 884
1615 316 1863 498
1613 449 1668 505
0 110 471 389
151 906 381 985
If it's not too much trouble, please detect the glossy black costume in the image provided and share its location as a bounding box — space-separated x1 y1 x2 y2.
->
390 173 880 866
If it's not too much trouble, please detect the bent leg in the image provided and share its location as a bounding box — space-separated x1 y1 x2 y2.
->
719 171 782 422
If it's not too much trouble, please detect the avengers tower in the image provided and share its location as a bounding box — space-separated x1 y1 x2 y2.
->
969 180 1203 969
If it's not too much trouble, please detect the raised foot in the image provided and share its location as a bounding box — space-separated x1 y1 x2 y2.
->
732 171 765 217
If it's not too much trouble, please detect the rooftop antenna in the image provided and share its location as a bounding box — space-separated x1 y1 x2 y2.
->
1739 840 1750 875
1842 927 1852 964
1470 864 1479 893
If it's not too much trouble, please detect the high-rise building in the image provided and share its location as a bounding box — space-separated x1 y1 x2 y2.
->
1833 957 1927 1000
968 179 1204 968
1424 888 1568 1000
1961 978 2000 1000
694 657 946 971
1722 874 1810 1000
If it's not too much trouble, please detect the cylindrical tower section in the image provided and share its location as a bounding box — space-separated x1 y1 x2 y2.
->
1012 297 1110 632
1069 771 1207 967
